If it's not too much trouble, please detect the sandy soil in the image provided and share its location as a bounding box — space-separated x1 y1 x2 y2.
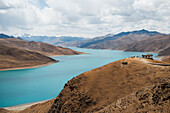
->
0 100 54 113
4 100 50 111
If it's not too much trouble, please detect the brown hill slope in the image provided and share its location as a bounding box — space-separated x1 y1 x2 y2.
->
0 45 57 70
159 46 170 56
124 34 170 56
84 33 159 49
0 38 83 56
162 56 170 63
48 58 170 113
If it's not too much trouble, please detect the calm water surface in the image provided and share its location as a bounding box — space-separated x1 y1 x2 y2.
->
0 47 157 107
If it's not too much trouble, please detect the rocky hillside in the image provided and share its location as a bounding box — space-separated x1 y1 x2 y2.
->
0 45 57 70
157 46 170 56
98 77 170 113
0 36 83 56
48 58 170 113
78 29 160 49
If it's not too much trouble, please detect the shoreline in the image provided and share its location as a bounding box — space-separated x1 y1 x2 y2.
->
3 100 51 111
0 52 85 71
0 62 56 71
49 52 86 57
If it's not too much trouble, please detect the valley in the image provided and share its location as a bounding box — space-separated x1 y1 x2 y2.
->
0 30 169 113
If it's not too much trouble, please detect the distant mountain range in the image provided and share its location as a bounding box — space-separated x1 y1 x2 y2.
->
22 34 89 47
75 29 170 56
1 29 170 56
0 33 15 38
77 29 160 49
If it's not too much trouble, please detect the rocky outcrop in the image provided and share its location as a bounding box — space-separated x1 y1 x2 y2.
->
48 75 96 113
98 78 170 113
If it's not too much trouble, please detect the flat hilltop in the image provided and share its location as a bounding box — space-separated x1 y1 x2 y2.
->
0 45 57 71
2 57 169 113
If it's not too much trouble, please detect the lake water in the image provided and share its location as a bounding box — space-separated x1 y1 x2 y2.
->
0 47 157 107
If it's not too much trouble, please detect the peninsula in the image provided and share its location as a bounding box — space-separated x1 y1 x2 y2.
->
0 33 84 71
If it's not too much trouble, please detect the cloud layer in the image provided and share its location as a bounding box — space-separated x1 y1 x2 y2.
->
0 0 170 37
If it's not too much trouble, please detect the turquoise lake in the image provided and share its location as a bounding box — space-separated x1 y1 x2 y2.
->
0 47 157 107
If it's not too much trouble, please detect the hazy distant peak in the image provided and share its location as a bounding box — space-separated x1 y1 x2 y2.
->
131 29 159 35
113 29 160 37
0 33 14 39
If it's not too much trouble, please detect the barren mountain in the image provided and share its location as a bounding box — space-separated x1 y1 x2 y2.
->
124 34 170 56
0 37 83 56
48 58 170 113
0 45 57 70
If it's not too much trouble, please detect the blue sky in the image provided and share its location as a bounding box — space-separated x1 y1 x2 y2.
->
0 0 170 37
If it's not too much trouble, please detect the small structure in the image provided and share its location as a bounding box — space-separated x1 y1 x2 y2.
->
142 54 153 59
121 61 128 67
122 62 128 65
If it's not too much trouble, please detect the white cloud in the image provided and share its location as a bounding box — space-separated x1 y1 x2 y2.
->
0 0 170 37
